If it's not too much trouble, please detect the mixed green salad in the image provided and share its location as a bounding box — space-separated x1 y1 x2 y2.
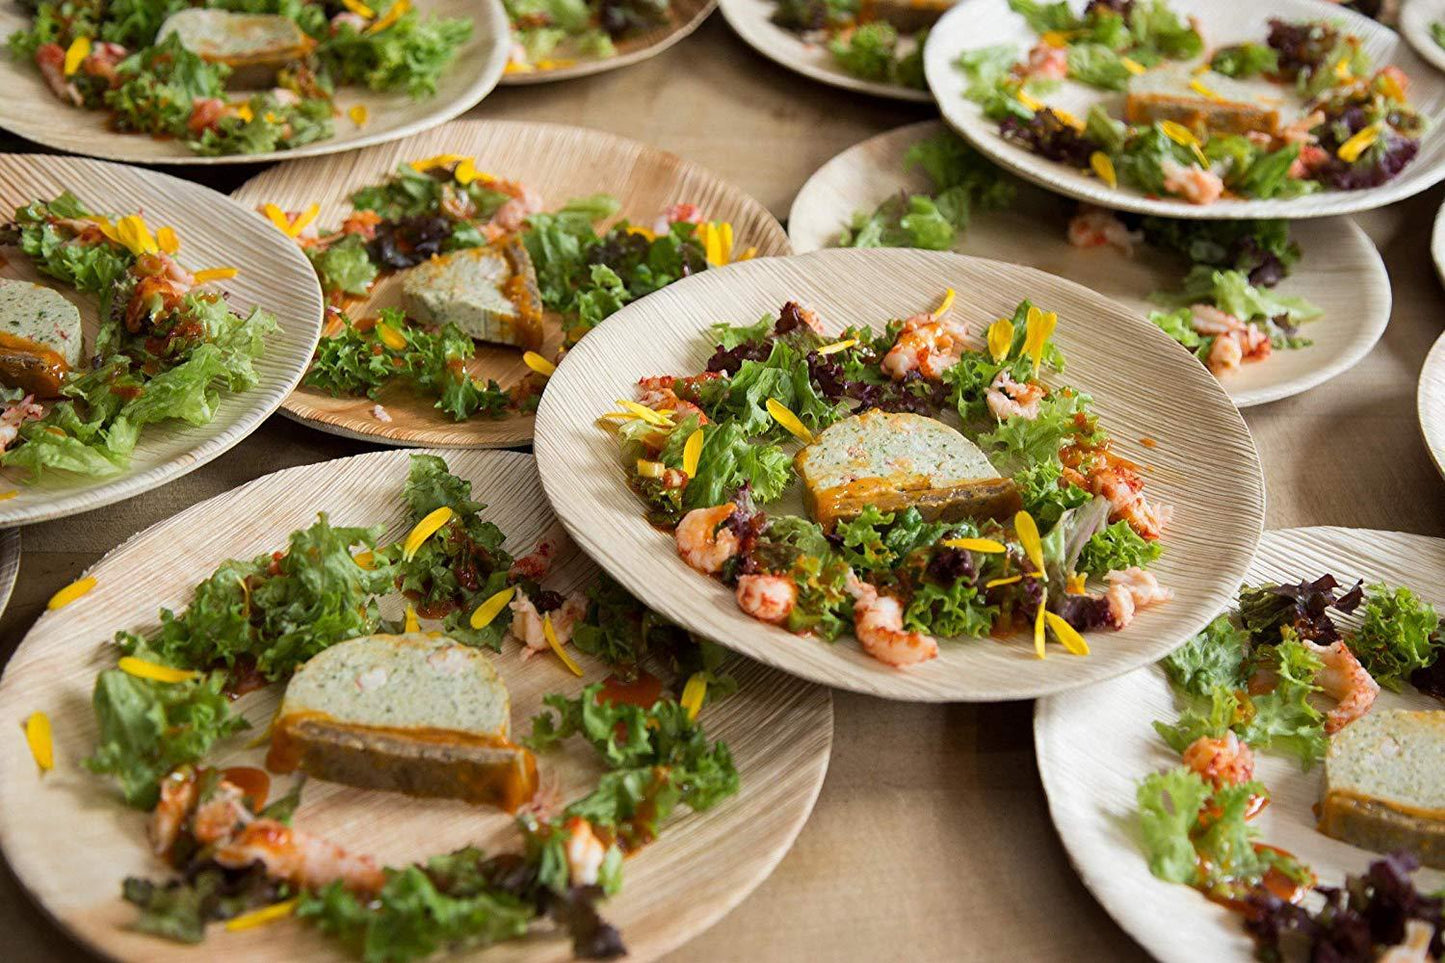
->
504 0 673 73
839 129 1320 378
279 154 742 423
606 292 1174 669
35 453 739 960
8 0 471 157
1136 574 1445 960
956 1 1426 204
0 192 276 479
769 0 934 91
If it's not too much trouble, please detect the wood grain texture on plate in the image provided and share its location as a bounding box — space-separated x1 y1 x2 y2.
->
533 248 1265 702
1401 0 1445 75
0 448 832 963
924 0 1445 219
1034 527 1445 963
717 0 934 102
0 528 18 621
501 0 716 84
231 119 790 448
787 120 1392 407
0 0 509 165
0 154 323 527
1421 330 1445 482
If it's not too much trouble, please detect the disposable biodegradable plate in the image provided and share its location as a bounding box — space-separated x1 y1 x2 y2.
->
788 121 1392 407
1035 527 1445 963
0 0 509 165
501 0 716 84
717 0 935 102
0 529 18 620
232 119 789 448
0 448 833 963
1401 0 1445 74
1421 329 1445 481
924 0 1445 218
533 248 1265 702
0 154 322 527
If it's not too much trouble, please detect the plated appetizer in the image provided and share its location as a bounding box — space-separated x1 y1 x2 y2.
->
0 192 276 478
604 291 1174 670
1 450 830 961
503 0 687 74
1035 528 1445 963
766 0 950 92
6 0 474 158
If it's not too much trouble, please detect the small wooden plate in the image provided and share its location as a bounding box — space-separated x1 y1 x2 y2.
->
925 0 1445 218
788 121 1392 408
231 119 789 449
0 448 833 963
0 0 509 165
534 248 1265 702
1401 0 1445 74
717 0 934 102
0 153 323 527
1420 330 1445 482
1035 527 1445 963
501 0 716 84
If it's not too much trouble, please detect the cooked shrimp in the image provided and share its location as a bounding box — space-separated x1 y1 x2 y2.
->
986 370 1046 421
635 374 711 424
509 541 554 581
509 589 588 657
330 10 369 32
1208 332 1244 374
1279 110 1324 146
485 187 544 239
881 313 966 381
80 41 127 84
564 817 607 887
847 578 938 667
654 203 703 234
191 779 253 845
736 574 797 625
1078 461 1172 540
1190 304 1245 337
34 44 81 105
1025 42 1069 80
0 395 44 454
150 768 198 857
1181 731 1255 790
1104 566 1172 629
1377 919 1436 963
1288 144 1331 180
1161 158 1224 206
1300 639 1380 734
1067 206 1143 255
214 820 385 894
675 505 741 574
186 97 227 136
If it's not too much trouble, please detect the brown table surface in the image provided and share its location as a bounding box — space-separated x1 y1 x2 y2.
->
4 15 1445 963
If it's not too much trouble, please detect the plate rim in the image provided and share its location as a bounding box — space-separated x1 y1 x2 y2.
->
0 446 835 963
230 117 791 450
0 0 510 166
715 0 935 103
0 152 324 528
1419 328 1445 483
534 246 1267 703
500 0 719 84
1400 0 1445 75
923 0 1445 219
785 118 1394 408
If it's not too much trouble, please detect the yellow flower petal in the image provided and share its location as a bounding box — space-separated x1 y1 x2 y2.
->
940 537 1006 553
470 587 516 630
115 215 158 256
682 427 703 477
636 459 665 479
234 103 254 124
348 104 368 127
1066 572 1087 595
47 575 96 610
286 203 320 238
1039 30 1069 48
816 338 857 355
341 0 375 17
118 657 199 684
1017 88 1044 112
616 399 673 427
1188 79 1222 102
736 246 758 262
1158 120 1200 148
523 351 555 377
1333 57 1353 83
1045 611 1090 656
933 287 956 319
1337 123 1381 163
366 0 410 32
986 317 1013 363
404 604 420 633
402 506 453 561
225 898 298 932
765 398 814 444
543 615 583 676
23 711 52 773
680 672 707 720
1120 56 1146 75
626 225 657 241
375 321 408 351
63 36 90 76
1090 151 1117 189
0 490 18 501
1014 510 1044 575
155 226 179 254
1024 306 1057 377
1053 108 1083 130
408 153 470 173
353 550 374 569
1378 70 1405 102
262 203 292 234
1034 591 1048 659
985 574 1023 589
192 267 238 284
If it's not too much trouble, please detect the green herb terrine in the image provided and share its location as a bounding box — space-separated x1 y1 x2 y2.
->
400 237 545 352
158 9 314 87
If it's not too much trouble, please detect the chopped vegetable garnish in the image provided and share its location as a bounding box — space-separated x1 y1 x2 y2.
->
680 672 707 720
401 506 453 561
47 576 96 610
23 711 52 772
682 428 704 477
636 459 666 479
522 351 556 377
543 615 583 676
224 898 298 932
469 586 515 630
766 398 814 444
118 656 199 684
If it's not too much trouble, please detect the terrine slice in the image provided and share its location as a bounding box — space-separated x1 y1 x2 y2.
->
0 279 82 397
268 633 538 812
1125 65 1281 138
158 10 314 87
400 237 546 351
1319 709 1445 869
